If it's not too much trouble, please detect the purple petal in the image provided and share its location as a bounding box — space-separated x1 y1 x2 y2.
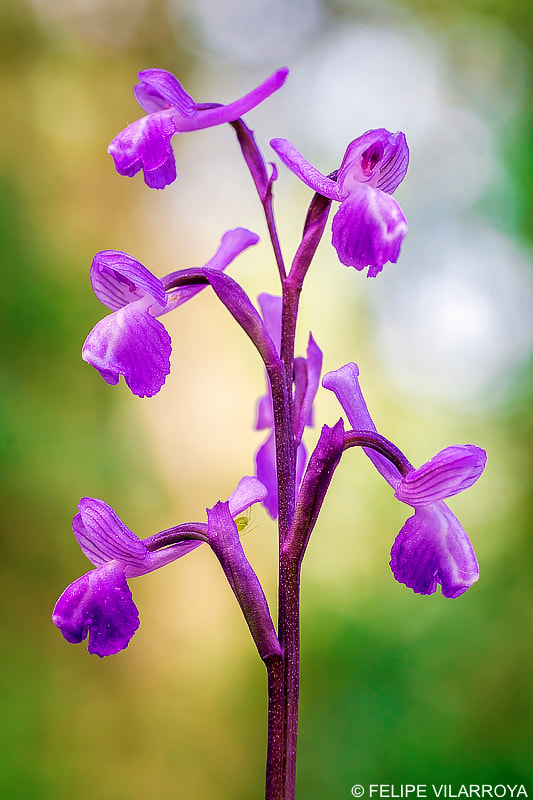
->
128 540 204 577
337 129 409 194
73 498 147 568
294 333 322 443
257 293 282 354
107 108 178 190
269 137 342 201
322 363 402 488
163 228 259 312
52 562 140 657
90 250 167 312
82 303 171 398
331 184 408 277
255 431 278 519
395 445 487 506
134 69 195 117
255 392 273 430
173 67 289 132
228 476 268 516
207 501 281 660
390 503 479 598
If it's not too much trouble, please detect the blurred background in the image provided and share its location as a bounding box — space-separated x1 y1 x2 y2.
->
1 0 532 797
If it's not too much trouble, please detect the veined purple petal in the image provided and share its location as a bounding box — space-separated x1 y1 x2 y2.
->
73 498 147 568
90 250 167 312
322 363 402 488
338 129 409 194
270 137 343 201
331 184 408 277
52 562 140 657
395 445 487 506
107 108 178 190
127 540 204 577
228 476 268 516
173 68 289 132
390 503 479 598
256 431 278 519
207 501 281 660
257 293 282 354
82 303 171 398
134 69 195 117
163 228 259 312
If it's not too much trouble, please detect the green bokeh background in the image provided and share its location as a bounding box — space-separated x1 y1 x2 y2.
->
1 1 532 798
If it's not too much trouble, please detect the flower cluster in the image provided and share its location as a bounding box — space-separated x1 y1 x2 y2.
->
54 62 487 800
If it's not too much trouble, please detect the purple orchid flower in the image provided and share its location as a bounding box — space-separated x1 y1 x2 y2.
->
254 293 322 518
323 363 486 598
270 129 409 277
82 227 259 398
53 477 268 657
108 67 289 189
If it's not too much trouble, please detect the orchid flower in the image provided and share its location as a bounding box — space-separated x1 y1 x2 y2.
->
323 363 486 597
82 228 259 398
53 477 271 657
254 293 322 518
108 67 289 189
270 129 409 277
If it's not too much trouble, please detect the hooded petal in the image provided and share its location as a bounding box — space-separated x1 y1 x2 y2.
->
395 445 487 507
107 108 178 189
72 497 148 568
390 503 479 598
52 561 140 657
90 250 167 312
331 183 408 276
269 137 343 201
337 129 409 194
82 303 171 398
134 69 195 116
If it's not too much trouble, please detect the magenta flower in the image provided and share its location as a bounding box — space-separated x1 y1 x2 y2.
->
108 67 289 189
270 129 409 277
52 477 268 657
82 228 259 398
254 293 322 518
323 363 486 597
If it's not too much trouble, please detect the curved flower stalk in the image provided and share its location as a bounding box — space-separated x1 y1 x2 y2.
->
108 67 289 189
323 363 487 598
254 293 323 518
82 227 259 398
270 129 409 276
52 477 270 657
